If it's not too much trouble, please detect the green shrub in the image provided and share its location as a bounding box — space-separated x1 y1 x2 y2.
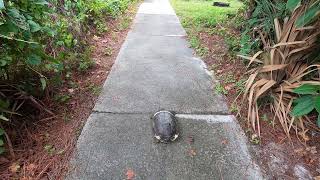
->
239 0 287 55
0 0 134 154
0 1 54 80
240 0 320 137
292 84 320 127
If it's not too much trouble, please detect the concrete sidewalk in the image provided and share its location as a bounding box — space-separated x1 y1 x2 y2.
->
68 0 263 179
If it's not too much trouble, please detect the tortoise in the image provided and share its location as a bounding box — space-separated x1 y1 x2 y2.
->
152 111 179 143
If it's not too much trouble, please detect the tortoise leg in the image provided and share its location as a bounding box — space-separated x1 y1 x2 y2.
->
153 135 161 143
170 134 179 142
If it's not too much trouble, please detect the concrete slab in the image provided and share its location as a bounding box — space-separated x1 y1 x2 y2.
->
138 0 175 15
68 0 264 178
93 27 227 114
68 113 263 179
131 14 186 36
135 14 180 24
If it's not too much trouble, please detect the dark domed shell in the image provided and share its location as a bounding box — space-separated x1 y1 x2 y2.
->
152 111 178 142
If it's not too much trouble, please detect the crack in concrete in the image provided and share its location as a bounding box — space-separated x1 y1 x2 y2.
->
92 110 231 115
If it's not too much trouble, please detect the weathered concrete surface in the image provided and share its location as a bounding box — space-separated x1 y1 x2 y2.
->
131 14 186 36
93 34 227 114
68 0 263 178
93 0 227 114
68 114 262 179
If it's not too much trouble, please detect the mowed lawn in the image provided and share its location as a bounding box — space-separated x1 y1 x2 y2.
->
170 0 243 28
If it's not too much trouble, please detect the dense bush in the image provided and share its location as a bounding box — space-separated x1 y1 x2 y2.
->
239 0 288 55
0 0 132 81
239 0 320 138
0 0 133 154
292 84 320 125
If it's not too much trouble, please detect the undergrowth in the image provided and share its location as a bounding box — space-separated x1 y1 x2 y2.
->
0 0 135 156
239 0 320 140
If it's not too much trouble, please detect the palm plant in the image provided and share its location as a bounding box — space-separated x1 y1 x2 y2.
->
240 0 320 139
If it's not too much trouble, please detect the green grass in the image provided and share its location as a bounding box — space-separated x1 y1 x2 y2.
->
170 0 243 56
170 0 243 28
215 83 228 95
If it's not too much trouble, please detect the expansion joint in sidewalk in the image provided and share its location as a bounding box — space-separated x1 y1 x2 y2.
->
92 110 231 116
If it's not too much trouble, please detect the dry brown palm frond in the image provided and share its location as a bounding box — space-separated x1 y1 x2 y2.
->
239 3 320 139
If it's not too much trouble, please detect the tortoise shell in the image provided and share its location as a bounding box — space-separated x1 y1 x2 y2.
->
152 111 179 143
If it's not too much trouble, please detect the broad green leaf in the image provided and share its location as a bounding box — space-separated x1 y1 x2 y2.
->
296 2 320 27
0 59 7 66
0 147 5 154
0 0 5 10
42 27 56 37
293 95 313 104
0 128 4 136
0 139 3 146
318 115 320 128
0 19 19 36
292 96 314 116
315 96 320 113
293 84 319 94
0 115 9 121
26 54 41 65
40 77 46 90
7 8 29 31
28 20 41 32
286 0 301 12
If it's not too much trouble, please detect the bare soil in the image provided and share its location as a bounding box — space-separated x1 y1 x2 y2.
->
190 28 320 179
0 2 140 180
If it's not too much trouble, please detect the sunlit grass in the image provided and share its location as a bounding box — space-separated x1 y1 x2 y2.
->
170 0 243 28
170 0 243 55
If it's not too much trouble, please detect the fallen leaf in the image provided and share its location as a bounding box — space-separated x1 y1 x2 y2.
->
68 88 74 93
314 176 320 180
306 146 317 154
187 136 194 144
9 162 20 173
224 85 233 91
93 35 100 41
126 169 135 180
189 149 196 157
26 164 36 172
306 157 317 164
298 130 310 141
221 139 228 145
294 148 308 157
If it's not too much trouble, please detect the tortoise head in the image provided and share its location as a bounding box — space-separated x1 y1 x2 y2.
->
155 134 171 143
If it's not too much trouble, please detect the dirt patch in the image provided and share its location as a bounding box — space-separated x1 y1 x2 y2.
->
189 29 320 179
0 2 140 180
